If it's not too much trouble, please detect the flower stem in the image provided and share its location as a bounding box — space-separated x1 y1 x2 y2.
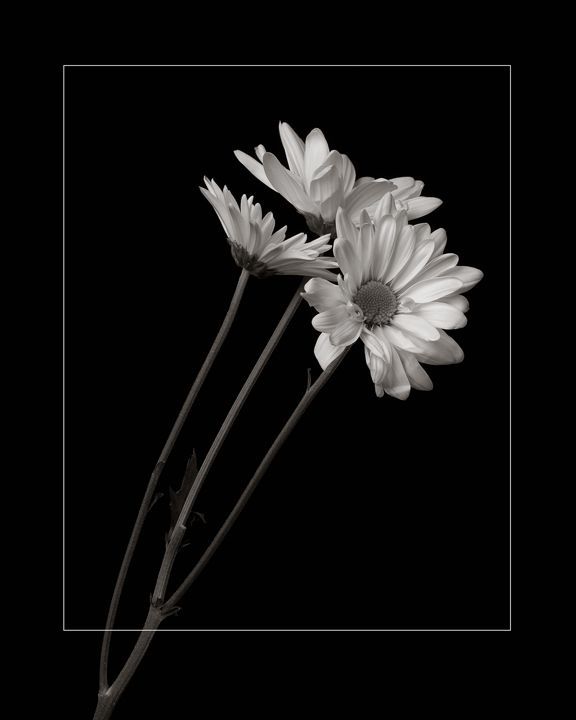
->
98 268 250 692
151 278 307 605
93 607 163 720
162 346 349 614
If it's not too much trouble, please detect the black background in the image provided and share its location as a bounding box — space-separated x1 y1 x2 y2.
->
64 66 510 713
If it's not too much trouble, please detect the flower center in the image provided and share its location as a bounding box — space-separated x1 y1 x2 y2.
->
353 280 398 327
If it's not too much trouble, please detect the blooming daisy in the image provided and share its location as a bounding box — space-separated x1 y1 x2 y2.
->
302 202 483 399
200 178 338 280
234 122 396 236
362 175 443 221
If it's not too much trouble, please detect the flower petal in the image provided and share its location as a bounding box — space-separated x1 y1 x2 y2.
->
442 294 470 312
340 154 356 194
430 228 447 258
412 330 464 365
440 266 484 292
406 196 443 220
391 241 435 292
382 347 411 400
390 177 419 201
372 215 397 282
329 317 362 346
234 150 274 189
404 253 459 288
399 351 433 391
414 302 468 329
262 152 316 214
401 277 463 303
278 122 305 176
335 206 358 243
361 327 391 362
314 332 347 370
383 225 416 283
333 236 362 291
304 128 330 186
344 180 396 220
391 313 441 342
302 277 344 312
312 305 349 333
380 324 421 352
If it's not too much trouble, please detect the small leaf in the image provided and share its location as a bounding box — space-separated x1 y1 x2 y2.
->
146 491 164 516
167 450 199 542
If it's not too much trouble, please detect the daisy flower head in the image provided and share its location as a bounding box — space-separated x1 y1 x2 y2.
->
302 201 483 399
200 178 338 280
234 122 396 236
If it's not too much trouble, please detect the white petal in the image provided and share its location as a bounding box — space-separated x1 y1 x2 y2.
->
262 152 316 214
380 324 420 352
406 196 443 220
255 144 267 162
370 192 395 220
329 317 362 346
430 228 447 258
302 277 344 312
399 352 433 391
304 128 330 186
442 294 470 312
333 236 362 291
382 347 411 400
310 164 343 222
372 215 397 281
402 277 463 303
314 332 346 370
391 313 440 342
278 122 305 176
340 154 356 194
412 329 464 366
413 222 432 247
405 253 459 288
335 207 358 243
390 177 418 201
358 213 375 284
312 305 349 333
440 266 484 292
234 150 274 189
414 302 467 329
383 225 416 283
391 241 435 292
365 346 386 384
344 180 396 220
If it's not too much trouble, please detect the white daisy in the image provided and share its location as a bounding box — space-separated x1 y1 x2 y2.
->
234 122 396 236
362 175 443 221
302 202 483 399
200 178 337 280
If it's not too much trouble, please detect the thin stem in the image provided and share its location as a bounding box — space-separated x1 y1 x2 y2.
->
152 278 307 605
93 607 163 720
163 346 349 613
98 268 249 691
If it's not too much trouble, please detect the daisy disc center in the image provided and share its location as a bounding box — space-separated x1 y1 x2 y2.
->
353 280 398 327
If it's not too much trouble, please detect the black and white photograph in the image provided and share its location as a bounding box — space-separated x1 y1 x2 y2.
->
63 64 511 717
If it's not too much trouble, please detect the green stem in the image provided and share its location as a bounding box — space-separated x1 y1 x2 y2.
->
152 278 307 605
162 346 349 614
98 268 250 692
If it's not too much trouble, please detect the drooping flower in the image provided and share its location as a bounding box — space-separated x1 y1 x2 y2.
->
200 178 337 280
302 202 483 399
234 123 396 236
362 176 443 221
